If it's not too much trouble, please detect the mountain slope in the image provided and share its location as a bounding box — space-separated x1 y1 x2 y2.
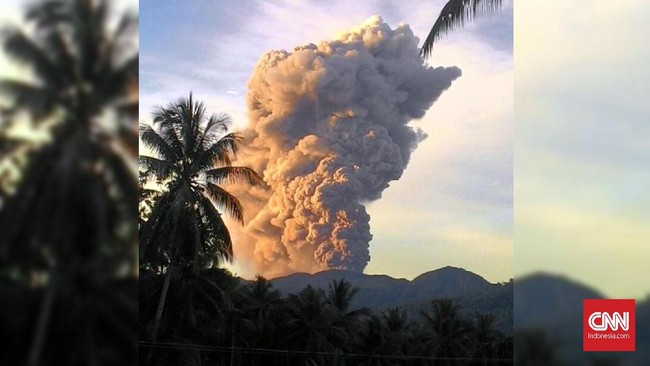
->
514 273 649 366
267 266 513 333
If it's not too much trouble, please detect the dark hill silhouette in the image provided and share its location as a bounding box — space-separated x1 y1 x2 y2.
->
514 272 603 329
408 266 494 298
514 272 649 366
266 266 513 333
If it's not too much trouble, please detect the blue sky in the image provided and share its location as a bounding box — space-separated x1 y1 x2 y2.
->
140 0 514 283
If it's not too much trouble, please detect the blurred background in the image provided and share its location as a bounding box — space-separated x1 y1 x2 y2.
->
514 0 649 365
0 0 138 365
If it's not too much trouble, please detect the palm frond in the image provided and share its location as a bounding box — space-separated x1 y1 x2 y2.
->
139 190 174 259
196 113 231 152
96 54 138 105
0 80 56 119
1 28 64 87
112 10 138 42
204 166 264 187
195 132 242 171
179 93 208 156
26 0 69 28
139 156 176 180
203 182 244 225
420 0 504 58
139 124 179 163
104 148 138 213
198 195 234 264
151 105 187 159
41 30 75 87
205 113 231 137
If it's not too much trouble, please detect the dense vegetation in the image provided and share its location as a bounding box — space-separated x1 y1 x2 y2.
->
140 268 513 366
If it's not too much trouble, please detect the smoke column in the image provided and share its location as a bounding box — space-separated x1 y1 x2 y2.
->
236 16 461 277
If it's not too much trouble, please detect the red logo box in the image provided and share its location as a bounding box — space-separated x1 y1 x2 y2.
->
583 299 635 352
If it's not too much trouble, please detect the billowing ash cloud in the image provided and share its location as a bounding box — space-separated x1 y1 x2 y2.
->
235 16 461 277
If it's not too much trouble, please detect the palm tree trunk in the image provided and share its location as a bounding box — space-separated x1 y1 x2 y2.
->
147 265 174 366
26 270 58 366
152 265 174 341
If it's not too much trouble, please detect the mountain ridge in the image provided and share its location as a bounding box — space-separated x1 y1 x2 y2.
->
256 266 514 333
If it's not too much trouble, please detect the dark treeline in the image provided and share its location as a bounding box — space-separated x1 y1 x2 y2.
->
139 268 513 366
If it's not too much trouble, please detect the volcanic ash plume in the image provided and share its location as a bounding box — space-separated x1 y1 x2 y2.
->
238 16 461 277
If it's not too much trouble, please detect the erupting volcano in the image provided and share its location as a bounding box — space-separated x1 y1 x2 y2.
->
235 16 461 277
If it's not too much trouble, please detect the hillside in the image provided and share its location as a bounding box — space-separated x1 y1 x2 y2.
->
514 272 603 329
267 266 513 333
515 273 649 366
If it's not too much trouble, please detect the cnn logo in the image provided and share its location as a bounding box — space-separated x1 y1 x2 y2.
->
588 311 629 331
583 299 635 352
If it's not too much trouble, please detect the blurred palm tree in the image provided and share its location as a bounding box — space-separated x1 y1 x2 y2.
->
421 0 505 58
0 0 138 278
0 0 138 364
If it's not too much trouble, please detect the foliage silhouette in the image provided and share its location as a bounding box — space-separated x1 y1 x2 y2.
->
139 93 263 274
421 0 505 58
139 94 263 363
0 0 138 365
139 272 513 366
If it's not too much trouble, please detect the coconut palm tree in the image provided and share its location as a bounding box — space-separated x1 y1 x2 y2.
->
234 276 283 364
419 299 474 365
326 279 370 353
139 93 263 273
381 307 415 358
473 313 499 364
0 0 138 365
356 315 386 366
139 267 236 366
139 93 264 355
0 0 138 274
282 285 348 364
421 0 505 58
514 329 563 366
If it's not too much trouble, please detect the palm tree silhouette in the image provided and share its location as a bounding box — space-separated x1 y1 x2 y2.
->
139 93 264 353
421 0 506 58
420 299 473 365
139 93 263 274
514 328 563 366
473 313 499 364
381 307 415 358
326 279 370 353
0 0 138 364
282 285 348 364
